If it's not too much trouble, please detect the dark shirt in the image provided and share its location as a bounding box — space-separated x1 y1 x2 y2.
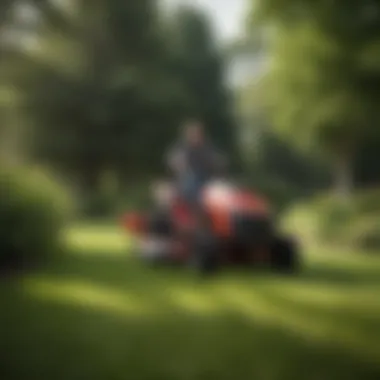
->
167 140 225 181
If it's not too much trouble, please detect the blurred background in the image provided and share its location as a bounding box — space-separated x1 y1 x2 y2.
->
0 1 380 379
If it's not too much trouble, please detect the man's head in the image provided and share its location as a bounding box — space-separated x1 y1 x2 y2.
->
182 120 205 146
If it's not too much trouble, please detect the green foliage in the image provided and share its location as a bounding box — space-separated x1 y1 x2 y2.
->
249 0 380 190
347 216 380 251
0 0 14 29
80 183 152 219
0 166 73 269
236 92 331 211
313 196 356 244
284 188 380 250
354 188 380 215
260 23 372 151
2 1 236 195
5 0 186 186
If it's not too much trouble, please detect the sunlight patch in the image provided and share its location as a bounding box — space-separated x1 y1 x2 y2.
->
64 224 130 257
308 249 380 270
216 285 330 336
167 288 221 315
268 282 380 312
25 277 152 318
216 285 380 362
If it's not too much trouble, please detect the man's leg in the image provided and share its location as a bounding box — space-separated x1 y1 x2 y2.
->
184 176 209 230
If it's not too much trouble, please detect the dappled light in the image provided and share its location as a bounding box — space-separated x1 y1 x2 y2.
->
64 223 131 257
218 284 331 335
268 282 380 312
308 248 380 269
24 277 154 318
20 244 380 365
1 223 380 379
216 285 380 363
166 287 223 315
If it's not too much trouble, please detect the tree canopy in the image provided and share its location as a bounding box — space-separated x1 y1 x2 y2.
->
247 0 380 192
2 1 236 191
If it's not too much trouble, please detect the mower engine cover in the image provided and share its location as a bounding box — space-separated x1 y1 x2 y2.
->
202 180 269 214
200 180 271 239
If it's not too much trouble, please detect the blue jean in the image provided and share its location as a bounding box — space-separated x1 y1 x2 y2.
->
180 174 207 206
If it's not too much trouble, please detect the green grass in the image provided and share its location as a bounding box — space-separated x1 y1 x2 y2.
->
1 223 380 380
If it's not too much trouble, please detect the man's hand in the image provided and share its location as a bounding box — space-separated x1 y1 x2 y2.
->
167 149 187 174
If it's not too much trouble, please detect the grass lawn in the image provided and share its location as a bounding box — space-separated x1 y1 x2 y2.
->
1 222 380 380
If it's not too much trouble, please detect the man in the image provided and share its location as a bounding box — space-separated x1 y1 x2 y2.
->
166 120 226 206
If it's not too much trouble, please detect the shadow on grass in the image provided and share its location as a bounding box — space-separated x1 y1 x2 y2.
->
1 279 380 380
1 240 380 380
296 264 380 286
44 248 380 291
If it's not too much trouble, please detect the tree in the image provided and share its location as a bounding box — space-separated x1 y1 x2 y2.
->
0 1 15 30
7 0 187 190
0 0 82 163
168 6 238 164
249 0 380 195
237 81 330 197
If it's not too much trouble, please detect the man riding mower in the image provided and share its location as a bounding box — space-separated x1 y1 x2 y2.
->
122 121 299 274
122 179 299 274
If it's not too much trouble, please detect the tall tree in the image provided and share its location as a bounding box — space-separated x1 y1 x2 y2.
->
8 0 187 189
237 81 330 194
250 0 380 195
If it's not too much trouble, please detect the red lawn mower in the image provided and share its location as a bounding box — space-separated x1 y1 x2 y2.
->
122 180 299 275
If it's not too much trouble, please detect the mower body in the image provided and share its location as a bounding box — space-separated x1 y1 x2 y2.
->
122 181 298 273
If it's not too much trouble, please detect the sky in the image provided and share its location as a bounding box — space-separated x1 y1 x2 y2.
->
163 0 248 43
162 0 254 86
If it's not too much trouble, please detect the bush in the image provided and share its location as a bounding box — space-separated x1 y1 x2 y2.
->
0 166 73 270
312 196 356 244
283 188 380 250
353 188 380 216
347 217 380 251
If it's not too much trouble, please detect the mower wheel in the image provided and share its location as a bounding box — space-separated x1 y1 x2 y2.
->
270 236 299 273
190 232 219 275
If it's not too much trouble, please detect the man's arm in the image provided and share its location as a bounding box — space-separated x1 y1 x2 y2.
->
166 145 186 174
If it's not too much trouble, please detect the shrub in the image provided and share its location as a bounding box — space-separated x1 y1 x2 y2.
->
283 188 380 250
312 196 356 244
0 166 73 271
353 188 380 216
347 217 380 251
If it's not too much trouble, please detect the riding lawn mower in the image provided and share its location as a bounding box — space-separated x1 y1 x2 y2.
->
122 180 299 275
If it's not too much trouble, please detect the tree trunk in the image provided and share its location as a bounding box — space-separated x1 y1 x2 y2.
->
334 153 353 200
